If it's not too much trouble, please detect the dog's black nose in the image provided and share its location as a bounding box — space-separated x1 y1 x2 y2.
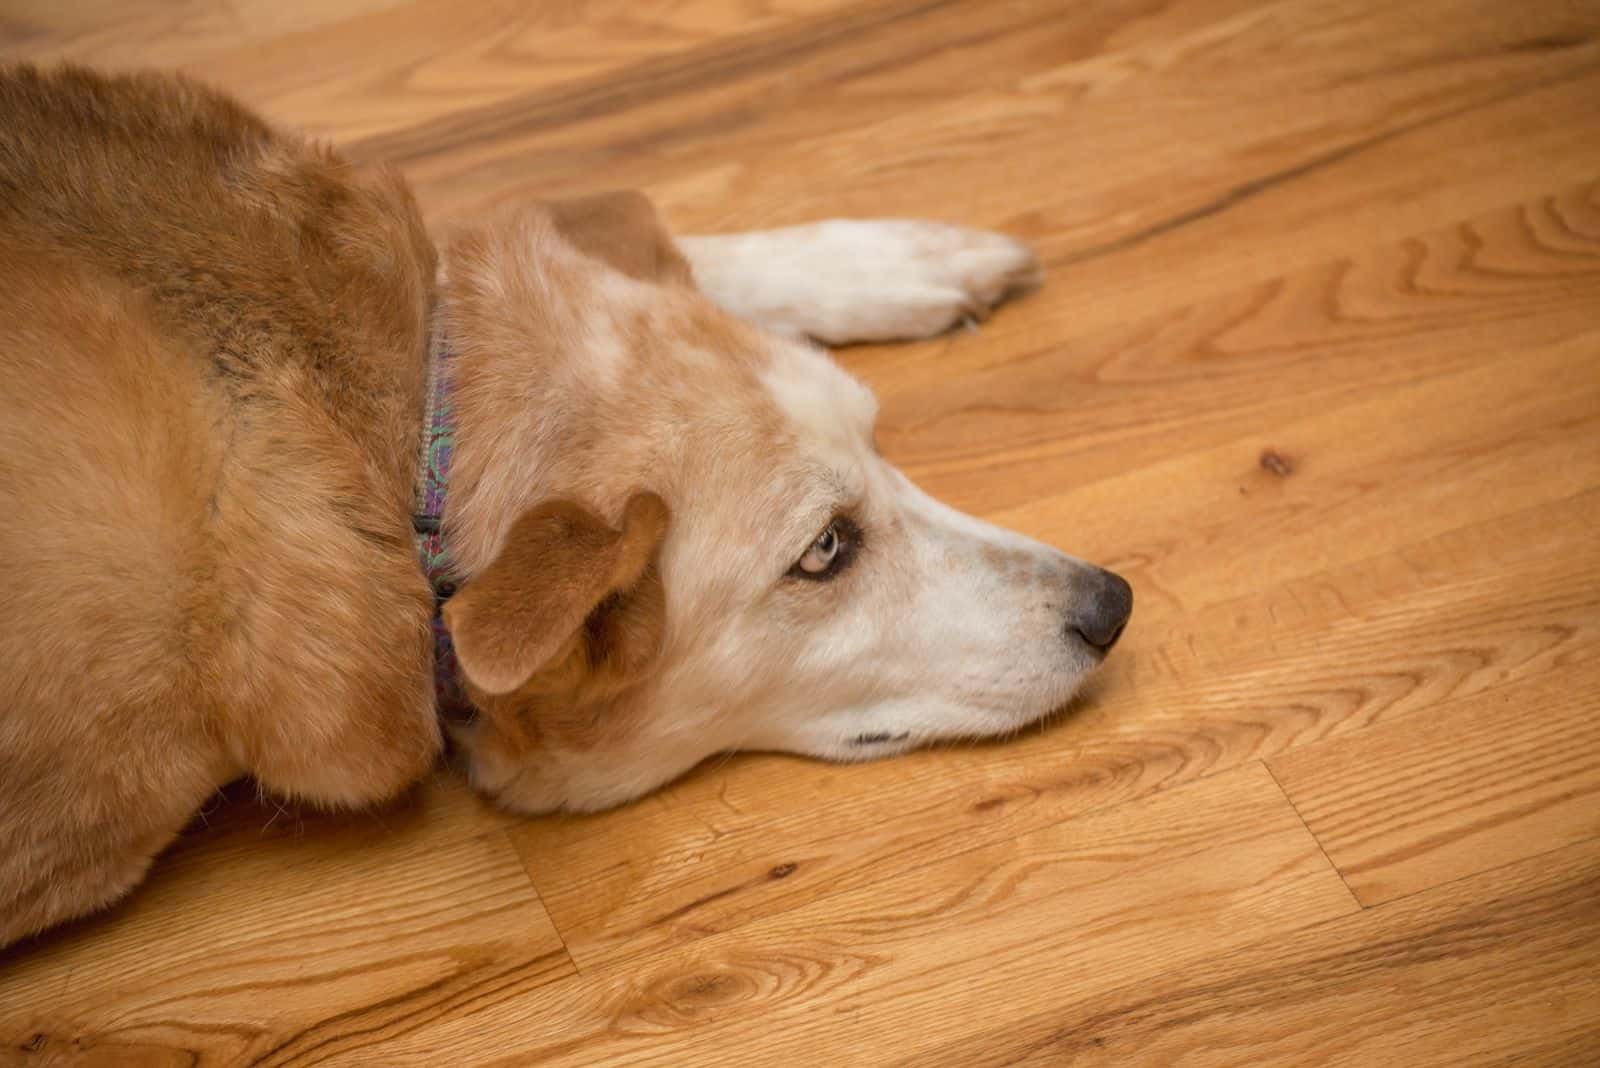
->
1065 567 1132 653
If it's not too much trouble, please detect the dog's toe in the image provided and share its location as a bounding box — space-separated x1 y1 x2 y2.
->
775 220 1042 345
942 231 1044 316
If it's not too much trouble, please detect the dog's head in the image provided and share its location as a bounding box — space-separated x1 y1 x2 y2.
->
437 193 1130 813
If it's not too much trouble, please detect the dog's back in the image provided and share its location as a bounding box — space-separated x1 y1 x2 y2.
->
0 67 443 943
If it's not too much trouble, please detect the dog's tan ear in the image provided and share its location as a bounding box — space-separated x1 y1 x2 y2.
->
544 191 693 287
443 492 670 697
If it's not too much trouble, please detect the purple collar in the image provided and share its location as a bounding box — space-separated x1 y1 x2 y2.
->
412 331 471 720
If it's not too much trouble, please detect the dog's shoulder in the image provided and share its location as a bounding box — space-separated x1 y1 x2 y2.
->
0 65 440 742
1 64 436 468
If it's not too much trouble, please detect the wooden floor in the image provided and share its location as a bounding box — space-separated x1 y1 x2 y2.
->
3 0 1600 1063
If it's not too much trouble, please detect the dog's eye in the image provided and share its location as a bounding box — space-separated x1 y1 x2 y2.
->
790 518 856 581
801 524 839 571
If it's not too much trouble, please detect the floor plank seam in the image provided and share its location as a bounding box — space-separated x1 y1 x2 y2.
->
500 826 584 977
1261 759 1365 912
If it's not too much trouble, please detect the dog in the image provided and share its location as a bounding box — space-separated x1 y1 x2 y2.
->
0 65 1132 946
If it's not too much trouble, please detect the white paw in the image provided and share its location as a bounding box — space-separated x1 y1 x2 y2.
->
684 220 1042 345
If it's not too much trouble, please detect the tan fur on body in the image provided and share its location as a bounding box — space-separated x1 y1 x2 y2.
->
0 67 442 945
1 67 1125 946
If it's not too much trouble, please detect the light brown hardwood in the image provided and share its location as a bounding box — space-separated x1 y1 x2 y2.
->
1 1 1597 1064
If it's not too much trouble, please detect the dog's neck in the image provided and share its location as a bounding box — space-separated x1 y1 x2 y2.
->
413 316 472 719
412 314 456 592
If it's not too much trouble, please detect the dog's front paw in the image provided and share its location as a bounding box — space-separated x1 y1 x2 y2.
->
687 219 1042 345
798 220 1042 344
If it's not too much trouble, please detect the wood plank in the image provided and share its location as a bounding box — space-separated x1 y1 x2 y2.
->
511 488 1598 969
0 781 571 1065
988 331 1599 621
317 763 1359 1064
350 0 1600 326
864 178 1600 520
919 838 1600 1067
184 0 858 144
0 0 407 71
1269 660 1600 905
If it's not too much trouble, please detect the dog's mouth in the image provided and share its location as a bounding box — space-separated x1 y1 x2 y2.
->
852 730 913 747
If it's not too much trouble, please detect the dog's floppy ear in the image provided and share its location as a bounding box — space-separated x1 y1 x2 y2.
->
443 492 670 697
544 190 693 287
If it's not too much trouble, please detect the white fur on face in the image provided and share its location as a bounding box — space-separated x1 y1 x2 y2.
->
646 340 1107 765
768 472 1105 760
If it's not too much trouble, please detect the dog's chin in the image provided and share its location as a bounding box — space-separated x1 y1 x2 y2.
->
785 670 1100 765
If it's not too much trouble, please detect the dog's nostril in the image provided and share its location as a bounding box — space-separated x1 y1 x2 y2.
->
1068 621 1124 651
1096 619 1128 651
1065 569 1133 653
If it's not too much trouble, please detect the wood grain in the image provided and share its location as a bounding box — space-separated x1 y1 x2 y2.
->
286 763 1360 1065
2 0 1598 1063
0 781 571 1066
0 0 408 71
868 179 1600 519
923 839 1600 1067
1269 658 1600 906
188 0 860 145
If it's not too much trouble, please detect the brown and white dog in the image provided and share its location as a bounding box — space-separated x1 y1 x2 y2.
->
0 66 1131 946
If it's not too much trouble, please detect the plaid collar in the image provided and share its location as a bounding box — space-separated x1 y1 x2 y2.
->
412 327 471 719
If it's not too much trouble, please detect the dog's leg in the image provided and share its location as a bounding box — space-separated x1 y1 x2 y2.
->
678 220 1042 345
0 822 184 947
